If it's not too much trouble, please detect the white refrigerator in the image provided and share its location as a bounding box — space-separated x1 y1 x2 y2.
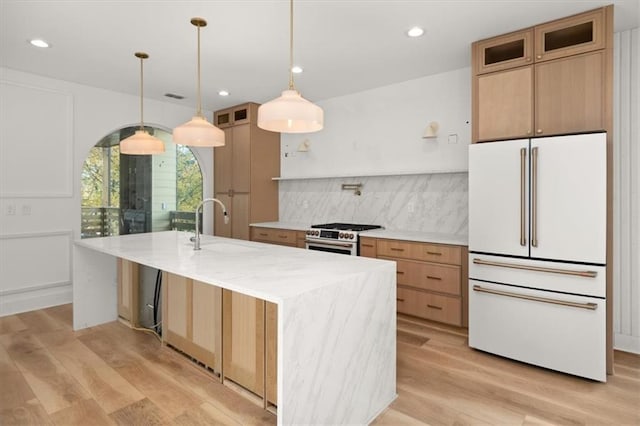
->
468 133 607 382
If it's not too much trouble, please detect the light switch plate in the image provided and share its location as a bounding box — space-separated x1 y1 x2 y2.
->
448 134 458 144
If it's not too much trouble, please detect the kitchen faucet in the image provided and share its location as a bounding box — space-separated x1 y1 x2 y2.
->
194 198 229 250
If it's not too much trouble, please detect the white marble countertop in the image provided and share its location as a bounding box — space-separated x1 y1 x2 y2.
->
360 229 468 246
249 221 309 231
75 231 394 304
249 221 467 246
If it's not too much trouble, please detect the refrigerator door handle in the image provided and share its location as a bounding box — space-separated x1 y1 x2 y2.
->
472 285 598 310
531 146 539 247
472 258 598 278
520 147 527 246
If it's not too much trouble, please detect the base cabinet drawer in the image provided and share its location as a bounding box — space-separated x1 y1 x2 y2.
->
392 258 461 295
397 287 462 326
469 279 606 381
377 239 462 265
251 227 297 247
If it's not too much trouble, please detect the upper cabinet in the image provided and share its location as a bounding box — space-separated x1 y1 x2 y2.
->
472 5 613 143
475 29 533 75
534 8 605 62
213 102 280 240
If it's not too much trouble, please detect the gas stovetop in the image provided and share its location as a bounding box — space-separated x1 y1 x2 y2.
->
306 223 383 241
310 223 382 232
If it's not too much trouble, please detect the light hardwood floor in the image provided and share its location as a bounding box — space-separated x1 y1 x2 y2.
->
1 304 638 425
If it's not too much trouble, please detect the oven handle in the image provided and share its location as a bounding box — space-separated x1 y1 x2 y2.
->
472 258 597 278
305 239 355 249
472 285 598 310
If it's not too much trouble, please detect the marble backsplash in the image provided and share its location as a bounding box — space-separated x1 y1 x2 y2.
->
279 173 468 236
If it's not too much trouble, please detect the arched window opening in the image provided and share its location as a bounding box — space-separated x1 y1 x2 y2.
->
81 126 203 238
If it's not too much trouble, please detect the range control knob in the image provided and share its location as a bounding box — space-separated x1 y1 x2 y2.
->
349 234 354 239
339 232 344 239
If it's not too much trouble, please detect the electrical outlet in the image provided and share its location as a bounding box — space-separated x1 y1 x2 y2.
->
21 204 31 216
302 200 309 209
6 204 16 216
448 134 458 144
407 201 415 213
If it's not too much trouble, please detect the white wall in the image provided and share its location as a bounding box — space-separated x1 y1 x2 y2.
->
0 67 213 316
280 67 471 178
613 28 640 354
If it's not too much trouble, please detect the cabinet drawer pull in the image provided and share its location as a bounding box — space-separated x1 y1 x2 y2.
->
390 247 405 252
278 235 288 239
426 275 442 281
426 251 442 256
396 298 405 302
396 271 405 275
259 233 268 237
427 304 443 310
473 285 597 310
472 258 597 278
361 243 374 248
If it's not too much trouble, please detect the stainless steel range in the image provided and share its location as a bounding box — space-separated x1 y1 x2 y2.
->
305 223 383 256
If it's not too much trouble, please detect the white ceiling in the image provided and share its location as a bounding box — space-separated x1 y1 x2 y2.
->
1 0 638 112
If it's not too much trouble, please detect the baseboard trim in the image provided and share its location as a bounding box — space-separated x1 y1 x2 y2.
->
0 281 72 316
614 333 640 355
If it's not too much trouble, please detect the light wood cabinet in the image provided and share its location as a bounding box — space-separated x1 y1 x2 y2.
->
476 66 534 141
265 301 277 405
371 238 468 327
475 29 533 75
534 8 605 62
472 5 612 142
359 237 377 258
162 273 222 372
213 103 280 240
117 258 139 327
251 226 305 250
222 290 265 397
535 50 605 136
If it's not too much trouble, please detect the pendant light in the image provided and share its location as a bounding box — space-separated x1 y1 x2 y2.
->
120 52 165 155
257 0 323 133
173 18 225 147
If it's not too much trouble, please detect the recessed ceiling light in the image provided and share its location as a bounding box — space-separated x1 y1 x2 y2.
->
291 65 303 74
407 27 424 38
29 39 50 48
218 90 229 96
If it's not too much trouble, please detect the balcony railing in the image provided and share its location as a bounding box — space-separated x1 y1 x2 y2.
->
81 207 120 238
81 208 201 238
169 211 202 233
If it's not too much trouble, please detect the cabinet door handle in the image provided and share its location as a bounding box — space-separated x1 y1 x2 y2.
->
520 147 527 246
426 251 442 256
396 271 405 275
536 129 543 134
473 285 597 310
396 298 405 302
536 54 542 59
531 146 538 247
390 248 405 252
426 275 442 281
427 304 443 310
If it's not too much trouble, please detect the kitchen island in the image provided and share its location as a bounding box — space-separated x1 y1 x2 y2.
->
73 231 397 425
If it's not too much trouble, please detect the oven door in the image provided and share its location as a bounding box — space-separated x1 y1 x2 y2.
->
305 238 357 256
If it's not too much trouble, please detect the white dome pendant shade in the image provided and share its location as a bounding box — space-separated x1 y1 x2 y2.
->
121 129 165 155
258 90 323 133
173 115 225 147
257 0 323 134
173 17 225 147
120 52 165 155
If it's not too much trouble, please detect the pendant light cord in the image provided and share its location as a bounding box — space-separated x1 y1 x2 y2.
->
196 23 203 117
137 53 146 131
288 0 295 90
